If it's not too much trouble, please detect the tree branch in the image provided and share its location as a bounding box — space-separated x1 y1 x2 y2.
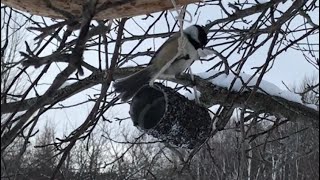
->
2 67 318 128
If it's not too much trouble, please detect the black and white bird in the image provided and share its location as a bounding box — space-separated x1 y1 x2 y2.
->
114 25 208 102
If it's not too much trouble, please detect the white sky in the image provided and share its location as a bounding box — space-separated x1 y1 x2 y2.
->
5 1 319 139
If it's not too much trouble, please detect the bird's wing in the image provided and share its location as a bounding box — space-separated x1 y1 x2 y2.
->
149 33 180 66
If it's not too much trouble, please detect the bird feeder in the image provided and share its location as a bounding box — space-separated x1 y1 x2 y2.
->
130 83 212 149
2 0 203 20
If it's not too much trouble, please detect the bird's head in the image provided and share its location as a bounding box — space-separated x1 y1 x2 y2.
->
184 25 208 49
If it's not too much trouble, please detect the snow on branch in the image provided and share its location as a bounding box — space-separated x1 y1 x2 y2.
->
197 70 318 111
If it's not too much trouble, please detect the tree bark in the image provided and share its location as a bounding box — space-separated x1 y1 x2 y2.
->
2 0 203 20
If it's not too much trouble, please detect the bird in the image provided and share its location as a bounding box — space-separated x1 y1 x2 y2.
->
113 24 208 102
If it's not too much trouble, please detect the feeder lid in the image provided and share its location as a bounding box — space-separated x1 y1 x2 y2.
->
2 0 202 20
130 84 166 129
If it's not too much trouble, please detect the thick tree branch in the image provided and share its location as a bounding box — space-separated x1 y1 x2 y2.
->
2 67 318 128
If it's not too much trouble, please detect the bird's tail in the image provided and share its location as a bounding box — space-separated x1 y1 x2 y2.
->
114 66 156 102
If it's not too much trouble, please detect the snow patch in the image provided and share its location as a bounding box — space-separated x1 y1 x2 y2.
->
197 70 318 110
59 82 72 89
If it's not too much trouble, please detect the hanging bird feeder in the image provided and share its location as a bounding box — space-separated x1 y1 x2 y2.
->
130 83 212 149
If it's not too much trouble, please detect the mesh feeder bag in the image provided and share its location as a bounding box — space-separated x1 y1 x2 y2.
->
130 83 212 149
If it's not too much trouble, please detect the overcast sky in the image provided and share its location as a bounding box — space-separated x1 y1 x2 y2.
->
9 1 318 139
